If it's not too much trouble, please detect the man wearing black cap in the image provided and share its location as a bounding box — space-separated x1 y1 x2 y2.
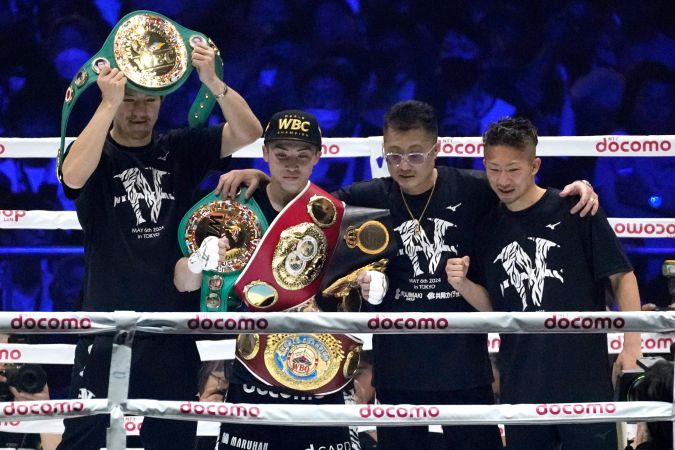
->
176 110 358 450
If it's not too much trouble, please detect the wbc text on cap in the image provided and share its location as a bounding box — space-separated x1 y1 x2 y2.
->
264 110 322 147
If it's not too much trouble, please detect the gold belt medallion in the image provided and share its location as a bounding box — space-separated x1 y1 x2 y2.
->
264 333 344 392
272 223 327 290
113 13 188 89
183 200 262 273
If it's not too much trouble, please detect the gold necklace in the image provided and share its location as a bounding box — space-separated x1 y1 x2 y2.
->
400 177 437 236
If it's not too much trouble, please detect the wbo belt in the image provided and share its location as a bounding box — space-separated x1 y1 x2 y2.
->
236 333 362 395
57 10 224 181
179 189 268 312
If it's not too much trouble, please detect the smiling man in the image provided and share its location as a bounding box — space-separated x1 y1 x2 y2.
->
446 116 642 450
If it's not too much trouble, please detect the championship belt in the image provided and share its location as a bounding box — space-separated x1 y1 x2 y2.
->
57 10 224 181
234 182 345 312
235 333 362 395
179 190 268 312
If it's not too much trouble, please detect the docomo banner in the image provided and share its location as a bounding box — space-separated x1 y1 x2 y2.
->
0 210 80 230
0 399 107 421
125 399 673 426
4 136 674 159
609 218 675 238
0 418 63 434
0 343 74 364
487 333 675 355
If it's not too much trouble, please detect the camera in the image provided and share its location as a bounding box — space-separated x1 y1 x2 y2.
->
0 364 48 402
614 356 666 402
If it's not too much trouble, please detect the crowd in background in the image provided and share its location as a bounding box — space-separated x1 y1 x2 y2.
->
0 0 674 398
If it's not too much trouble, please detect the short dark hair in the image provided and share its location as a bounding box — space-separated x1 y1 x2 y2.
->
483 117 538 150
383 100 438 138
636 360 673 448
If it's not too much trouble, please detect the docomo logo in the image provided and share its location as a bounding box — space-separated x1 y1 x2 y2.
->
440 139 484 155
0 348 22 361
1 210 26 222
544 314 625 330
0 421 21 427
360 404 440 419
613 222 675 237
595 137 672 153
536 402 617 416
10 314 92 330
180 402 260 418
124 418 143 434
322 144 340 155
187 314 268 331
3 401 85 416
609 334 675 352
367 315 449 330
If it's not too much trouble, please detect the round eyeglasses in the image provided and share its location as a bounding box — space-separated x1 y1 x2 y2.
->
383 143 438 166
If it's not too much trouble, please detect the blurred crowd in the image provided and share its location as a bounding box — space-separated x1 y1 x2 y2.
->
0 0 674 309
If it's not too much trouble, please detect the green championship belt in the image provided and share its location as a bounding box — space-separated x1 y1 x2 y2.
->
179 190 269 312
57 10 224 181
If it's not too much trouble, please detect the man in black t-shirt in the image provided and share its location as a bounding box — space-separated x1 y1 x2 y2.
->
57 43 262 450
446 117 642 450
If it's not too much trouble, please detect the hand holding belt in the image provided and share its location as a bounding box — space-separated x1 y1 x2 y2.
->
179 189 268 312
57 10 224 181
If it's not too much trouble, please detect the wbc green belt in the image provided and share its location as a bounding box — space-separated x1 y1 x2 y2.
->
179 190 269 312
57 10 223 180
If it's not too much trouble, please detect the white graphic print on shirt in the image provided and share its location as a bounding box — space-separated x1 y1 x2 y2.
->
493 237 564 311
396 218 458 276
112 167 174 225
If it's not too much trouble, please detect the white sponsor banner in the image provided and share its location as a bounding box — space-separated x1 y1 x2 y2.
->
0 332 669 365
0 344 75 364
0 210 80 230
0 418 63 434
2 210 673 239
126 399 673 426
3 136 674 159
3 311 675 335
609 218 675 238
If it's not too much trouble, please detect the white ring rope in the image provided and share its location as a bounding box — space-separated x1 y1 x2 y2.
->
1 311 673 335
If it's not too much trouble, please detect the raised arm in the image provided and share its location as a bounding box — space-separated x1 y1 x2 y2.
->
61 66 126 189
191 44 262 157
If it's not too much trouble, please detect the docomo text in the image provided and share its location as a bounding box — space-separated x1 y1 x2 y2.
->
367 315 449 330
612 221 675 237
359 404 440 419
595 137 672 153
3 401 84 417
180 402 260 418
0 348 21 361
187 314 269 331
10 314 92 330
536 403 617 416
1 210 26 222
544 314 625 330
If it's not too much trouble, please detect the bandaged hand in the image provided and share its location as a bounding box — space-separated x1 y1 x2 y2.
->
187 236 220 274
356 271 388 305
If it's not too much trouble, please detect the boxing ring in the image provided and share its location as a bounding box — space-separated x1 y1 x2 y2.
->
1 135 675 450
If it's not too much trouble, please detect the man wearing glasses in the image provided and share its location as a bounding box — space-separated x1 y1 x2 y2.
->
217 100 596 449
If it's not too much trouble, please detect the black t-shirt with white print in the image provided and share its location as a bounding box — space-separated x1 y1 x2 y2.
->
334 166 498 391
474 188 632 403
64 126 225 312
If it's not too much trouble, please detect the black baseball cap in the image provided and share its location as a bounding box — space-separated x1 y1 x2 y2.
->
263 110 322 147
